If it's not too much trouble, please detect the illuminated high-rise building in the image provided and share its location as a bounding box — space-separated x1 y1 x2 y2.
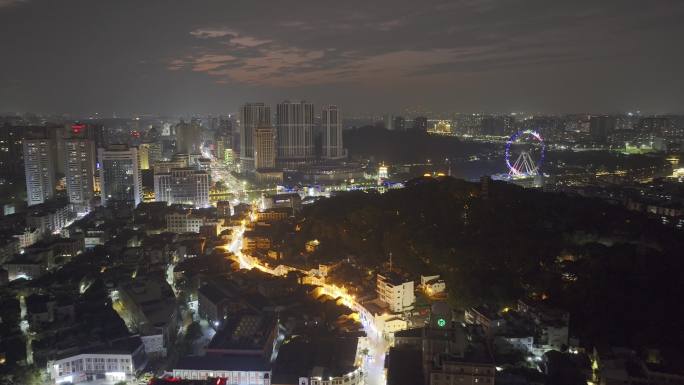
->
154 168 209 208
137 143 151 170
276 100 315 165
147 142 162 167
64 138 96 211
23 138 56 206
378 164 389 179
240 103 271 171
215 132 233 166
321 105 345 160
254 125 276 170
98 145 142 207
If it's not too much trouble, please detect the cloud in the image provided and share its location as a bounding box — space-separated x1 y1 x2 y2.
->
190 28 236 39
170 0 684 90
0 0 26 7
190 27 272 48
3 0 684 114
229 35 271 48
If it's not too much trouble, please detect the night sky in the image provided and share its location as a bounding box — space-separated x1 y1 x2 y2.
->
1 0 683 115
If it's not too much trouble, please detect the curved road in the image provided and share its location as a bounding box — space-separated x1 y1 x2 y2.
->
226 216 388 385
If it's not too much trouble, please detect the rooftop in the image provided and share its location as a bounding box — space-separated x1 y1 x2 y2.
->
272 335 359 383
378 271 412 286
174 354 270 372
208 313 276 352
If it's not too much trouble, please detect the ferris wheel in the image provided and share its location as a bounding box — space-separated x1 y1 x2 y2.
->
505 130 545 177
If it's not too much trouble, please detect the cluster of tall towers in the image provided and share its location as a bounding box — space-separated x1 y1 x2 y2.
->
13 124 143 211
7 101 345 212
240 101 344 171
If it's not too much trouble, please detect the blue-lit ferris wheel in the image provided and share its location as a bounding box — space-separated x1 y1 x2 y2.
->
505 130 545 177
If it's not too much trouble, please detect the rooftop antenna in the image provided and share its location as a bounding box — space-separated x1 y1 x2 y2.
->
389 251 393 272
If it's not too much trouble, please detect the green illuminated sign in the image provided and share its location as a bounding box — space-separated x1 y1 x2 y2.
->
437 318 446 327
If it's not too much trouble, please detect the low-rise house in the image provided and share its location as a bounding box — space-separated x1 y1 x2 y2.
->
26 200 70 236
115 277 179 357
464 306 505 336
420 274 447 296
47 336 147 384
3 252 46 281
377 272 415 313
172 355 271 384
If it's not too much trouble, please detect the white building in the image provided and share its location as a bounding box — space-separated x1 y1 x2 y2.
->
276 100 315 164
172 355 271 384
137 143 151 170
64 138 96 211
305 367 364 385
23 138 56 206
241 103 272 171
98 145 142 207
359 298 408 339
254 126 276 170
154 168 210 208
380 316 409 335
48 337 147 384
495 335 534 354
377 273 415 313
26 202 70 236
420 274 446 296
13 227 41 249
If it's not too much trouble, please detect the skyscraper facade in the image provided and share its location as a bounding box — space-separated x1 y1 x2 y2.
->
240 103 271 171
254 126 276 170
23 138 56 206
137 143 151 170
147 142 162 168
98 145 142 207
175 120 202 154
154 168 210 207
64 138 96 211
276 101 315 165
321 105 344 160
215 132 233 166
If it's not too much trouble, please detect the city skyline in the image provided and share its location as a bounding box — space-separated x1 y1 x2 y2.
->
1 2 684 385
1 0 684 116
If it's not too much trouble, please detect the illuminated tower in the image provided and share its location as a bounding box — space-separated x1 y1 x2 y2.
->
64 138 96 211
154 168 209 208
321 104 345 160
240 103 271 171
276 100 315 165
23 138 56 206
137 143 150 170
98 145 142 207
254 125 276 170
